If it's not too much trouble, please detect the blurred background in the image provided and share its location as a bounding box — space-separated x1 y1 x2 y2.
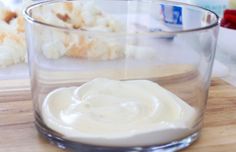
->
0 0 236 86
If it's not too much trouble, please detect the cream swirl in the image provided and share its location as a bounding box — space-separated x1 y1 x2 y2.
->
42 78 197 146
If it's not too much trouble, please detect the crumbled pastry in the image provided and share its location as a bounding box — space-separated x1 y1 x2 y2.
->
85 38 125 60
41 30 69 59
42 32 125 60
36 1 123 31
65 36 94 58
36 1 158 61
2 10 17 24
0 4 26 67
37 1 126 60
33 4 72 28
0 33 25 67
42 41 67 60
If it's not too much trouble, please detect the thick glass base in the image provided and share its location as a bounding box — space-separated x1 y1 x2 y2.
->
35 118 200 152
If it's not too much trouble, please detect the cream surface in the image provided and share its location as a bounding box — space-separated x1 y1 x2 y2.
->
42 78 197 146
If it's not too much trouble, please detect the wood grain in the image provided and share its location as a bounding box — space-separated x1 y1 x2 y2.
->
0 79 30 102
0 78 236 152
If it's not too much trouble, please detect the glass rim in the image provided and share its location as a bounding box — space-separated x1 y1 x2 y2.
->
23 0 219 35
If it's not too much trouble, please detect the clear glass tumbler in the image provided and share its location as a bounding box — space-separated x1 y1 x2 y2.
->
24 0 219 151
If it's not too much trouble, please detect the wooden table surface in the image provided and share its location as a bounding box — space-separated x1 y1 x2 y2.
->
0 78 236 152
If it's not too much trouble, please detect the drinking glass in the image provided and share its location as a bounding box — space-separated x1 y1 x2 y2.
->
24 0 219 151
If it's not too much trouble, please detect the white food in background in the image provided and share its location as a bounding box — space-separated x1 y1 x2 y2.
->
37 1 126 60
0 3 26 67
81 1 101 27
42 78 197 146
86 39 124 60
42 41 67 59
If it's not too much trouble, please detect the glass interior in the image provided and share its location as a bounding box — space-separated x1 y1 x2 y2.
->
24 0 218 151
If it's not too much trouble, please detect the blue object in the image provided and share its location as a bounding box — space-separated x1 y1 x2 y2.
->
161 4 183 26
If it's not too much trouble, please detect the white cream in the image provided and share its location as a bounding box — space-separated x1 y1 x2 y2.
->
42 78 197 146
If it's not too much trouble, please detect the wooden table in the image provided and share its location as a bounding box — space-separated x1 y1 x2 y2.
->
0 78 236 152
